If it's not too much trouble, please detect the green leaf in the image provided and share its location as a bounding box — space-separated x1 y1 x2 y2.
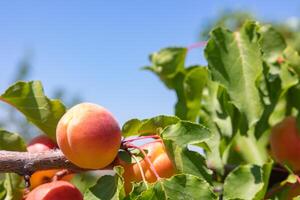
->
177 66 208 121
205 21 263 129
0 130 26 151
3 173 23 200
125 182 148 200
259 25 286 63
71 172 99 194
161 121 211 147
137 174 217 200
163 139 212 183
0 81 66 140
223 163 272 200
84 167 125 200
122 119 143 137
144 47 187 89
0 180 6 200
122 115 180 137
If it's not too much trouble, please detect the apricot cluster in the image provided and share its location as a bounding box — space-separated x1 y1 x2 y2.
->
25 102 175 199
116 140 175 194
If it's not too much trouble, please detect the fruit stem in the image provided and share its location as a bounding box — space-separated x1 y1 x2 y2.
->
187 41 207 51
24 174 31 189
131 154 149 189
52 169 73 181
125 143 161 181
122 135 160 144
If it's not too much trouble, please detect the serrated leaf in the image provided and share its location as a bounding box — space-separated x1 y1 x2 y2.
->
145 47 187 89
161 121 211 147
223 163 272 200
137 174 217 200
84 167 125 200
125 182 148 200
205 21 263 129
0 81 66 140
122 115 180 137
0 130 26 152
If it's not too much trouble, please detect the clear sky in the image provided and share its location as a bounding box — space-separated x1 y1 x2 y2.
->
0 1 299 125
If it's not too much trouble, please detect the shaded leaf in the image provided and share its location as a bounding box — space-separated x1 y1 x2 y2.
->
84 167 125 200
0 130 26 152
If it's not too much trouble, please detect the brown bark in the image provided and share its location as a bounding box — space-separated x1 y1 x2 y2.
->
0 150 88 175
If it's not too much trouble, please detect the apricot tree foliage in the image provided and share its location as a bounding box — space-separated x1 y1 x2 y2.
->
0 20 300 199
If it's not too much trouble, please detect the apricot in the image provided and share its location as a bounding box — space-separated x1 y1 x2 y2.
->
56 103 121 169
117 140 175 194
27 135 58 153
25 181 83 200
286 183 300 200
27 135 73 189
270 116 300 171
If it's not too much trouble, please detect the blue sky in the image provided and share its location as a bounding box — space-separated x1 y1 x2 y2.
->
0 1 299 125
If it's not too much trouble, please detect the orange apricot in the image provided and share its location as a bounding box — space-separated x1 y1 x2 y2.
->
27 135 58 153
25 181 83 200
56 103 121 169
270 116 300 171
117 140 175 194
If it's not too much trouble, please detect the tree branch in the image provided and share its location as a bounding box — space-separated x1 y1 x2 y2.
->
0 150 90 175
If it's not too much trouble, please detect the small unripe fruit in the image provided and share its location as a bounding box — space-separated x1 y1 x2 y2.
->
270 116 300 171
27 135 73 189
56 103 121 169
25 181 83 200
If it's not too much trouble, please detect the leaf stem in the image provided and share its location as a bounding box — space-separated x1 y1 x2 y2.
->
122 135 160 144
187 41 207 51
131 154 149 189
125 143 161 181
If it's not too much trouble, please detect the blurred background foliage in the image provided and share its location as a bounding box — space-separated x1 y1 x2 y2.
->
201 11 300 53
1 10 300 141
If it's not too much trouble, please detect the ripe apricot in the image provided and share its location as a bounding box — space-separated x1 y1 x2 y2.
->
270 116 300 171
25 181 83 200
117 140 175 194
27 135 58 153
56 103 121 169
27 135 73 189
